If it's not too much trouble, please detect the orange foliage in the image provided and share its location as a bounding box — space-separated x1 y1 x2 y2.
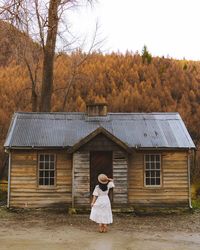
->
0 51 200 179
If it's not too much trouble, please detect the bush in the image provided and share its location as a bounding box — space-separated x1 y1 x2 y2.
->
192 198 200 209
191 183 200 199
0 180 7 201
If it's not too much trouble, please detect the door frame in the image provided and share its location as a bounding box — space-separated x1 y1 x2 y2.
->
90 151 113 200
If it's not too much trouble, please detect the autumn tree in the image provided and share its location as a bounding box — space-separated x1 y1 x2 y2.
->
142 45 152 64
0 48 200 180
0 0 94 111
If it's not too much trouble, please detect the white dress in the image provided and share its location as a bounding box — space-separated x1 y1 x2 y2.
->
90 181 115 224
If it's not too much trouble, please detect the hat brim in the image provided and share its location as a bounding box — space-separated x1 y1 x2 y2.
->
98 179 108 184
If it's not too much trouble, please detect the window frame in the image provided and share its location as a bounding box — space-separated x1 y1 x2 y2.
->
144 153 162 188
37 153 57 189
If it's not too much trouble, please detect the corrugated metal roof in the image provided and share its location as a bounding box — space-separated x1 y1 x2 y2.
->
4 112 195 149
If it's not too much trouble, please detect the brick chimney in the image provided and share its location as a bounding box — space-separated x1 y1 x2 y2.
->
86 103 108 116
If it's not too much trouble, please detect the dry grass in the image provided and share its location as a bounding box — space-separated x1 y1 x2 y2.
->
0 180 7 201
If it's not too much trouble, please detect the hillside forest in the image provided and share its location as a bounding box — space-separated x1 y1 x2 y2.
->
0 25 200 182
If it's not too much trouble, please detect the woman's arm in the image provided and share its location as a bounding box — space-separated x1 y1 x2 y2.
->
108 178 114 182
91 196 97 207
107 178 115 188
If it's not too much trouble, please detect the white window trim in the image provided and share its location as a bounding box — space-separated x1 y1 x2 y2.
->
38 153 56 188
144 154 162 188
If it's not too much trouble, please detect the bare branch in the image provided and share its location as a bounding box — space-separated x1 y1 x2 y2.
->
1 0 98 111
34 0 45 49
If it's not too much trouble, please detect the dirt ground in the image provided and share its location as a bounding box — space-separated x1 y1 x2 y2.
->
0 207 200 250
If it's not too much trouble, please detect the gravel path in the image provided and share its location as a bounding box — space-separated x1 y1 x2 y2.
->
0 208 200 250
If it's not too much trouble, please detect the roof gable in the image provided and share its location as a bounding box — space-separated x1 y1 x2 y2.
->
68 127 131 153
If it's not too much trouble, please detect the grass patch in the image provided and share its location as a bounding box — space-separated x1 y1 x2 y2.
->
191 183 200 210
191 183 200 199
192 198 200 210
0 190 7 201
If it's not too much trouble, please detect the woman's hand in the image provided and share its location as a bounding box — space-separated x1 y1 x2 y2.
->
91 195 97 207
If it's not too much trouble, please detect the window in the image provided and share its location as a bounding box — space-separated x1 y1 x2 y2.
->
144 154 161 186
38 154 56 186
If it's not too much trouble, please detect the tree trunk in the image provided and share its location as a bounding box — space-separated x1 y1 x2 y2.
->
32 88 38 112
39 0 61 112
24 58 38 112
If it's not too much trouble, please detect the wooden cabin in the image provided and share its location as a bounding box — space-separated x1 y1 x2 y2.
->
4 103 195 209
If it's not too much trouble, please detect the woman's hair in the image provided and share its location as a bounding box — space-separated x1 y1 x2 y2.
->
98 182 108 191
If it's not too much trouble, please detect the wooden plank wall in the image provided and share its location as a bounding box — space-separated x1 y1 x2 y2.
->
73 149 129 208
10 149 189 209
10 150 72 208
128 151 189 207
73 151 90 206
81 133 122 151
113 151 128 206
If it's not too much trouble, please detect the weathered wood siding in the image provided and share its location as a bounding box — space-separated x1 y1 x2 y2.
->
10 150 72 208
73 149 128 208
128 151 189 207
73 134 129 207
73 151 90 206
113 151 128 206
81 133 122 151
10 148 190 209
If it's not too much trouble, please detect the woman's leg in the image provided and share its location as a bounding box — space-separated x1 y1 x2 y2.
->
103 224 108 232
99 223 103 232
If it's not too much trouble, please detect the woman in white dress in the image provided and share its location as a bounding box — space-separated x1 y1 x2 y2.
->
90 174 115 233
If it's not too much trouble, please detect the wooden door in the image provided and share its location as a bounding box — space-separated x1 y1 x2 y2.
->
90 151 113 195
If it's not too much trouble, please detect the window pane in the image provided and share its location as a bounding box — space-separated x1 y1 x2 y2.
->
145 155 149 161
44 171 49 178
50 178 54 185
156 163 160 169
50 162 54 169
156 178 160 185
151 171 155 178
146 171 150 177
39 162 44 169
40 155 44 161
39 178 43 185
44 178 49 185
39 171 43 178
156 171 160 177
151 178 155 185
45 162 49 170
146 162 150 169
146 178 150 185
156 155 160 162
50 171 54 178
151 155 154 161
50 155 54 162
45 155 49 162
151 163 156 170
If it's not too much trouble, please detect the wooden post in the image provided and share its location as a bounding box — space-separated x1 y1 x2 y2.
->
72 153 75 209
188 150 192 208
7 151 11 208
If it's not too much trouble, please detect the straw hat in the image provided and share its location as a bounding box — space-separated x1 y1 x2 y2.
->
98 174 108 184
